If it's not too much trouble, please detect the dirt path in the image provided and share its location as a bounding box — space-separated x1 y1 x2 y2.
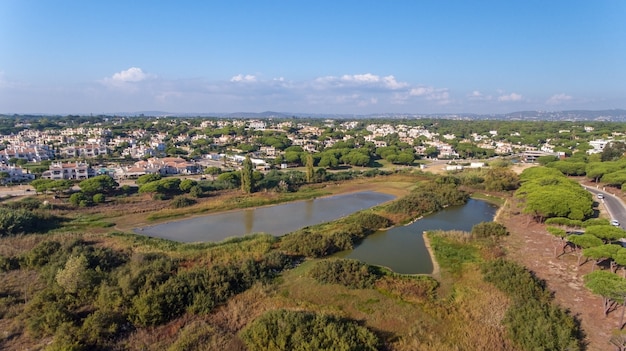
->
500 201 620 351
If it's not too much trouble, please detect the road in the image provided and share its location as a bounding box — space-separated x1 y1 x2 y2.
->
0 185 35 197
583 185 626 228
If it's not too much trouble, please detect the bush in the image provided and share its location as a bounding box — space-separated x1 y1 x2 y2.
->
70 192 92 207
350 212 392 231
544 217 583 227
130 259 267 327
3 197 42 210
120 184 135 194
171 196 196 209
92 193 105 204
0 254 20 272
386 183 468 218
136 173 161 185
471 222 508 238
308 259 381 289
240 309 380 351
188 185 203 198
481 259 583 350
0 208 59 236
280 231 335 257
153 193 168 201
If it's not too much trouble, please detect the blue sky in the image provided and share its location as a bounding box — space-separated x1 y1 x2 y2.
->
1 1 625 115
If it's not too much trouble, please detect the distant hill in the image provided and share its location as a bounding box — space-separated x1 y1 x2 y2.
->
5 109 626 121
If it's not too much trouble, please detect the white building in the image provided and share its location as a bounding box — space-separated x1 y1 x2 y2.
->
0 164 35 183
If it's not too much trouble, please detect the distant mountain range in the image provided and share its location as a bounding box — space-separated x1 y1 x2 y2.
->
110 109 626 122
6 109 626 122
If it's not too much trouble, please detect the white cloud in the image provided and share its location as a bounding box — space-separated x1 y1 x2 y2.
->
409 86 434 97
498 93 523 102
342 73 379 83
546 93 572 105
408 86 450 104
314 73 408 90
101 67 155 91
467 90 492 101
230 74 257 82
111 67 148 82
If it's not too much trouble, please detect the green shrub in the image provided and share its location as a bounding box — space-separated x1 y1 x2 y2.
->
308 259 381 289
153 193 168 201
280 231 335 257
386 183 468 218
171 196 196 208
70 192 92 207
3 197 42 210
350 212 392 231
545 217 583 227
0 208 59 236
92 193 105 203
481 259 583 350
0 254 19 272
471 222 508 238
188 185 203 198
136 173 161 185
240 309 380 351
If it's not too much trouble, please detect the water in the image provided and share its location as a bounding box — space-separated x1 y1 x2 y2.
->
137 191 395 242
334 199 498 274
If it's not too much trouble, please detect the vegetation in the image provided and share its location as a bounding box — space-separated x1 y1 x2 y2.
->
308 259 381 289
0 207 60 236
6 112 625 350
240 309 380 351
482 259 583 351
471 221 508 238
515 166 593 221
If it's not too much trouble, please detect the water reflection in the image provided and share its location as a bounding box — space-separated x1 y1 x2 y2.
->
137 191 395 243
335 199 498 274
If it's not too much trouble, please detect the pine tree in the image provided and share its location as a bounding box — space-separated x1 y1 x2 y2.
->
241 155 254 193
306 153 314 183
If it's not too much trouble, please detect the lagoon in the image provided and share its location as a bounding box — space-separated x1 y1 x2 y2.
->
137 191 395 242
335 199 498 274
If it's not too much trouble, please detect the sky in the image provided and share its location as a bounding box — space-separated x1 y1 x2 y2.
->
1 1 625 115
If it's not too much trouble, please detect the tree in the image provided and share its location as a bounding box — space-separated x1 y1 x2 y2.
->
241 155 254 193
136 173 161 185
584 270 626 326
305 153 314 183
583 244 623 272
179 179 197 192
394 151 415 165
319 154 339 169
79 175 118 195
56 254 93 295
204 166 221 180
567 234 603 266
584 225 626 244
602 141 626 161
545 226 568 257
0 171 9 184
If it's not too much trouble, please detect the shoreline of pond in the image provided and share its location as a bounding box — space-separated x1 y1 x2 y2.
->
135 190 397 242
119 180 411 233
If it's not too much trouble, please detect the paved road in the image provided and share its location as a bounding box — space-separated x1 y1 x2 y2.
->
583 185 626 228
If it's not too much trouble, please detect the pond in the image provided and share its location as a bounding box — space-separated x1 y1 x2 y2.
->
136 191 395 242
334 199 498 274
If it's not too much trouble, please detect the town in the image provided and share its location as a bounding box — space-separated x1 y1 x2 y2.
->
1 115 623 185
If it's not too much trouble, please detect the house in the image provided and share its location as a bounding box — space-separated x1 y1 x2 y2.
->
0 164 35 183
588 139 611 154
522 150 556 163
42 162 94 180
